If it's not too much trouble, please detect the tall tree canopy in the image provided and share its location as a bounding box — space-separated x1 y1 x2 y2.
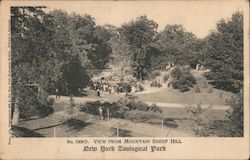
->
204 12 243 93
153 24 204 69
11 7 58 123
119 16 158 80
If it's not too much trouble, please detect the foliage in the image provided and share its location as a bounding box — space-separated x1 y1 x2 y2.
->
204 12 243 93
150 70 161 79
150 80 162 88
194 86 201 93
119 16 158 80
11 7 56 119
170 67 196 92
117 82 132 93
163 74 169 83
186 104 212 136
152 24 205 69
81 98 162 120
125 110 162 123
62 56 90 94
17 87 54 118
226 93 243 136
47 97 55 106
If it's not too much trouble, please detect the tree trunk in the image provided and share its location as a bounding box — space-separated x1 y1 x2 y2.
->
12 97 20 126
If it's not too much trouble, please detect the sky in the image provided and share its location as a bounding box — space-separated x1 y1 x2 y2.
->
46 0 246 38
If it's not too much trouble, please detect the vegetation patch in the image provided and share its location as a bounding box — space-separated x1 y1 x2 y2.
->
170 67 196 92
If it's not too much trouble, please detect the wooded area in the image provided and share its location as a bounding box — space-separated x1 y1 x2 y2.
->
11 7 243 137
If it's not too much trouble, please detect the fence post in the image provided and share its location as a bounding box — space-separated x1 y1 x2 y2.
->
117 123 119 137
107 109 110 127
161 117 164 136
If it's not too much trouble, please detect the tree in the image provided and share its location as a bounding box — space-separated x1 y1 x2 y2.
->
153 24 202 69
170 67 196 92
91 26 112 69
11 7 57 125
107 25 133 81
226 92 243 136
62 55 90 95
204 12 243 93
119 16 158 81
48 10 93 94
67 13 96 71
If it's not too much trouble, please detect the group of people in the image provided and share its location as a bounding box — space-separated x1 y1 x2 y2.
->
90 80 130 97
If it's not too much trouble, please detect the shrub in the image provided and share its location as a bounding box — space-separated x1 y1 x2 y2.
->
163 74 169 83
226 93 243 136
148 104 162 113
117 82 132 93
80 99 162 120
150 80 162 88
201 82 208 88
194 86 201 93
125 110 163 123
170 67 196 92
186 104 211 136
18 88 54 119
47 97 55 106
208 87 213 93
125 94 137 100
138 85 144 91
151 70 161 79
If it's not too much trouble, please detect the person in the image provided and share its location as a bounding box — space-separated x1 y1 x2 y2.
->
98 106 104 120
97 88 100 97
55 88 60 99
108 85 112 94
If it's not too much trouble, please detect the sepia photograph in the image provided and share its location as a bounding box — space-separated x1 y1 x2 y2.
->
0 0 249 159
9 2 244 138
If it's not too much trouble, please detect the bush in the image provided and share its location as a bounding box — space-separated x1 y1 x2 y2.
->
151 70 161 79
194 86 201 93
80 99 162 120
186 104 211 136
226 93 243 136
150 80 162 88
125 110 162 123
163 74 169 83
125 94 137 100
18 87 54 119
170 67 196 92
117 82 132 93
201 82 208 88
148 104 162 113
138 84 144 91
47 97 55 105
208 87 213 93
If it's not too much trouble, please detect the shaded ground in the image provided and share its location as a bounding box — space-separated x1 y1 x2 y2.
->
18 110 194 137
17 96 228 137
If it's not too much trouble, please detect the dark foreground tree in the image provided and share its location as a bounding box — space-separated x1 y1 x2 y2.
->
204 12 243 93
62 56 90 95
11 7 57 125
227 92 243 136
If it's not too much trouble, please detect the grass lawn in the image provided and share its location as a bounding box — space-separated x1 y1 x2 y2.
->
160 107 228 120
137 87 234 105
137 70 235 105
